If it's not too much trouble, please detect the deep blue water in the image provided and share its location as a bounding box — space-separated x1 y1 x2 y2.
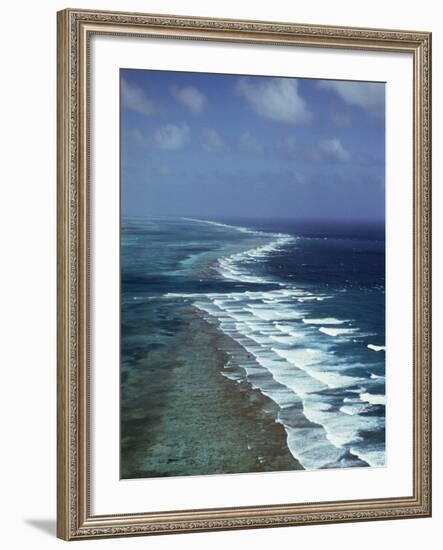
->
121 216 385 470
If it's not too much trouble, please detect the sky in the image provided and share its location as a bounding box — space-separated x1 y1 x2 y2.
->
121 69 385 222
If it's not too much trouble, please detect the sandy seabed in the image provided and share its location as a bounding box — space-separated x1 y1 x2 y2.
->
120 301 301 479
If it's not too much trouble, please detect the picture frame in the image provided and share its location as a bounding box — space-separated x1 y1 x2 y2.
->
57 7 432 540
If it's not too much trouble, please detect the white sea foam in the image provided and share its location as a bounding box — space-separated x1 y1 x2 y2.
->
303 394 383 449
271 348 361 389
246 306 304 322
319 327 358 337
302 317 347 325
272 347 324 366
223 333 327 397
274 323 300 337
164 292 209 299
182 217 260 235
247 333 272 345
283 424 347 470
221 371 244 382
359 392 386 406
217 257 267 284
340 403 369 416
350 446 385 467
216 231 296 285
270 335 299 345
367 344 386 352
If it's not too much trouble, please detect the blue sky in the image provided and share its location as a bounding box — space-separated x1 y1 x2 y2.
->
121 69 385 221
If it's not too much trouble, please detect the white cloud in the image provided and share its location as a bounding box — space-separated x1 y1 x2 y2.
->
239 131 262 153
319 138 351 163
331 112 352 127
318 81 385 117
236 77 312 124
121 78 157 115
202 128 224 152
171 86 206 114
153 123 190 150
125 128 146 146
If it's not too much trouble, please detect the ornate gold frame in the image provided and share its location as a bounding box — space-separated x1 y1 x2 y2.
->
57 8 432 540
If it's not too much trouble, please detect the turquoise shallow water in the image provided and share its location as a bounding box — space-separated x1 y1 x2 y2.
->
121 216 385 474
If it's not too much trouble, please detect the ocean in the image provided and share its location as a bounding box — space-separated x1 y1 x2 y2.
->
120 216 385 477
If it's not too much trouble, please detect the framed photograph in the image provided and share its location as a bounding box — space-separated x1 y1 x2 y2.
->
57 8 432 540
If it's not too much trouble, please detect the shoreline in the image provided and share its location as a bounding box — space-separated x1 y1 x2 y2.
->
121 302 302 479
